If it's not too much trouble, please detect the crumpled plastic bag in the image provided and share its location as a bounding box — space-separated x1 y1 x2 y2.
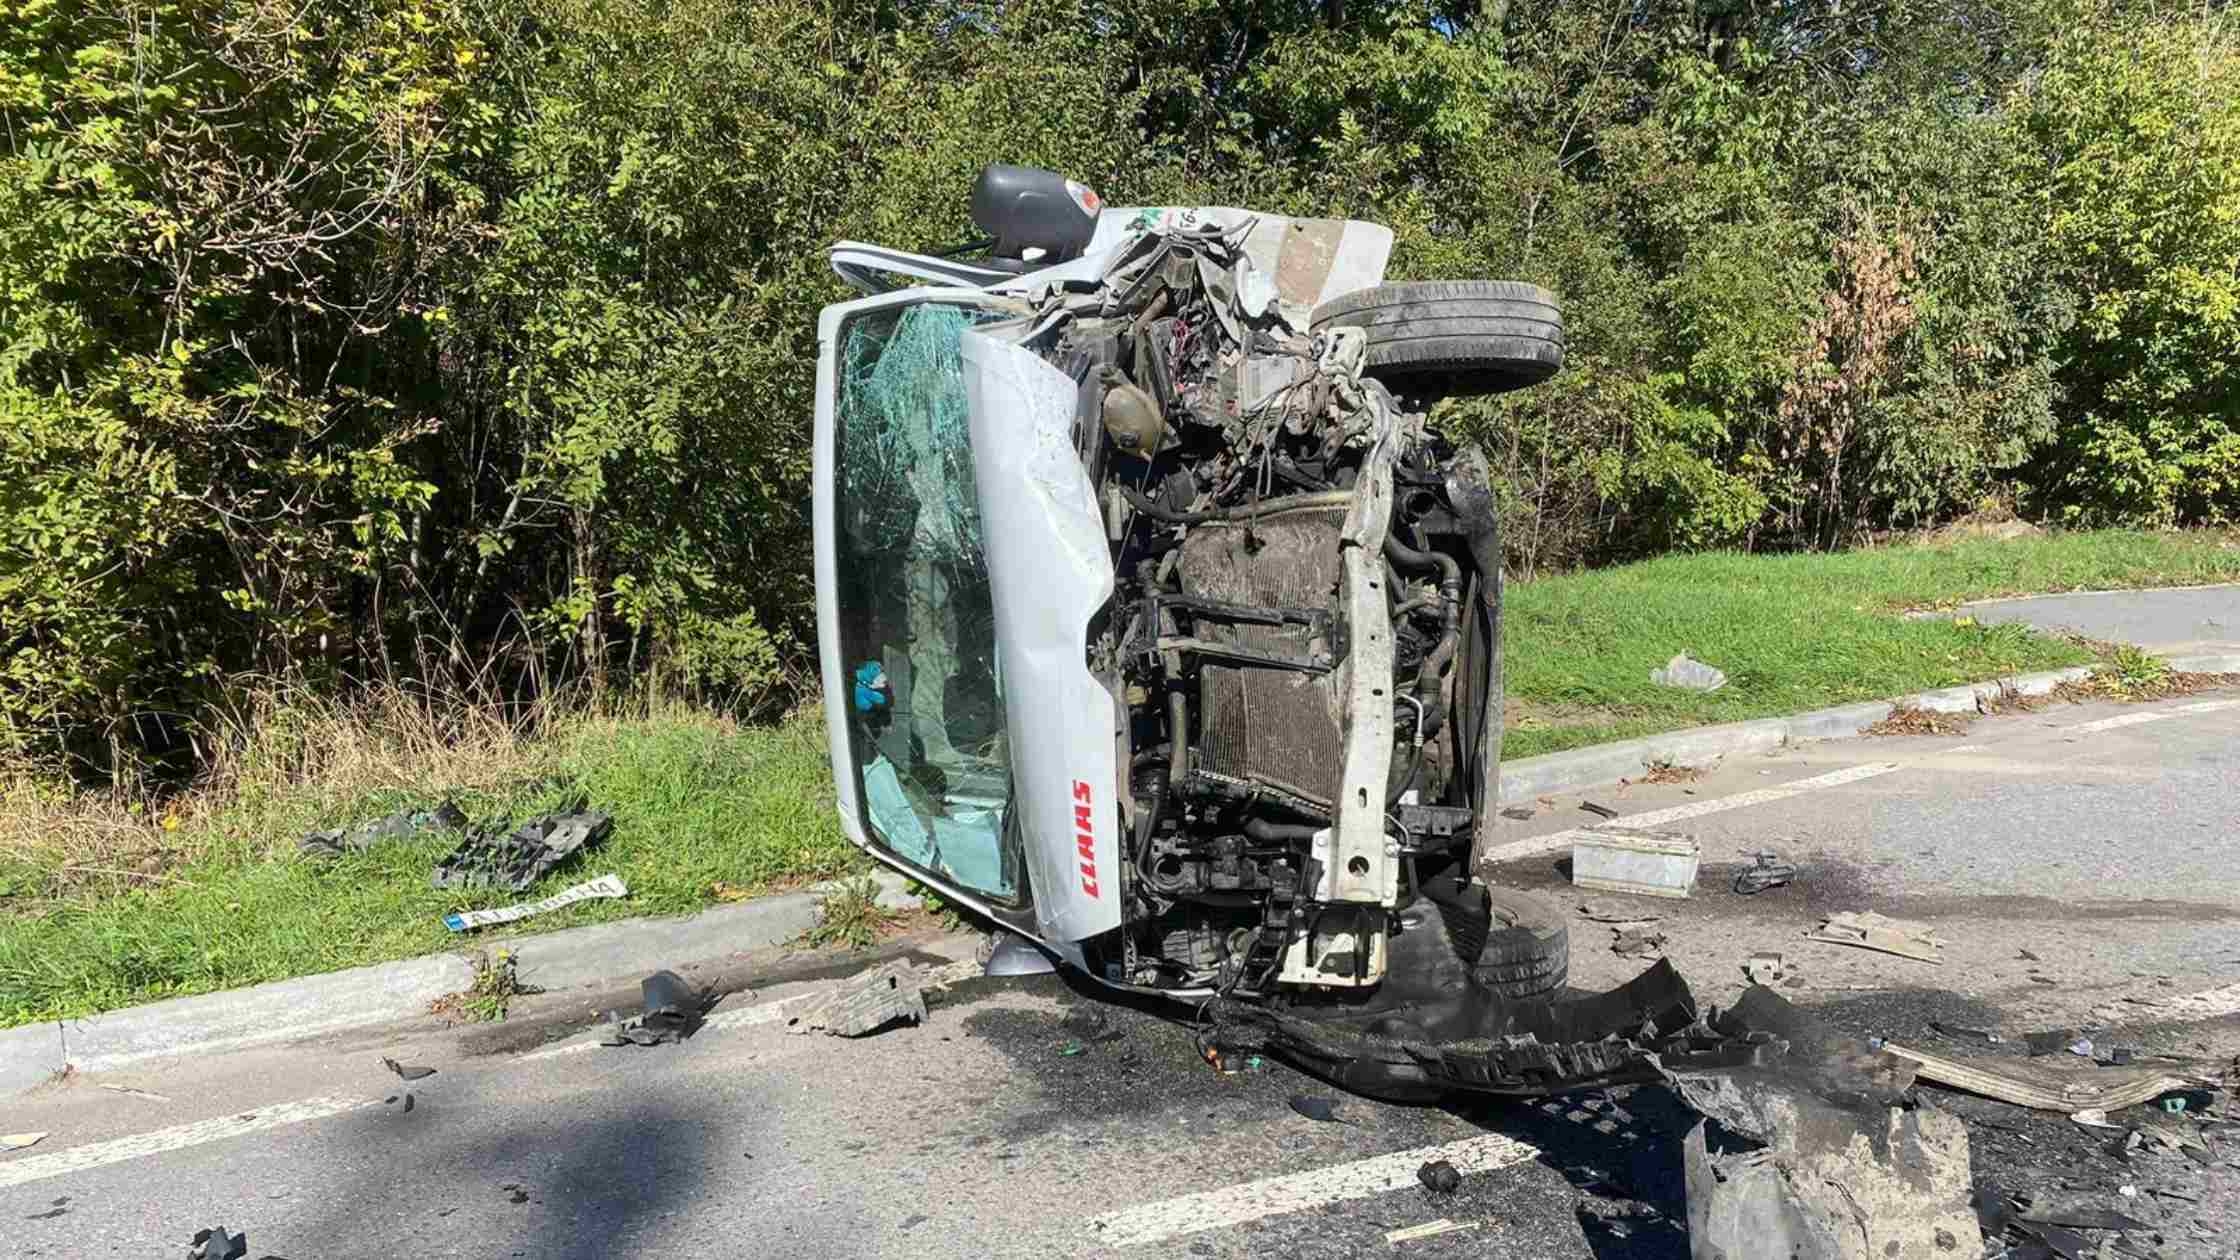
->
1650 652 1727 692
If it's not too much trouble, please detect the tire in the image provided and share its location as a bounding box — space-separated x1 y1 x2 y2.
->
1473 887 1568 999
1311 280 1564 400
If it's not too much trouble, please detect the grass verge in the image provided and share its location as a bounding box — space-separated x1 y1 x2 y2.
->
0 695 858 1026
1500 529 2240 758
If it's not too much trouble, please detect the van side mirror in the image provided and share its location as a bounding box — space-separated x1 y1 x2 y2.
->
970 165 1102 264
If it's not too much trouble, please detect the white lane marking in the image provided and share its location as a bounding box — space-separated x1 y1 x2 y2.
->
0 1095 378 1189
2069 697 2240 735
1386 1218 1478 1244
1089 1133 1539 1247
1482 762 1901 863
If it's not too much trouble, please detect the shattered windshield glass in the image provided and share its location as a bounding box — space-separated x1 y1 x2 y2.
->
831 301 1017 900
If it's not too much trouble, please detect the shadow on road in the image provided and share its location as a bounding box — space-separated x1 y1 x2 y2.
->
272 1080 723 1259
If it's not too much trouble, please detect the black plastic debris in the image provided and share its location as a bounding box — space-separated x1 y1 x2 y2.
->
1733 851 1797 895
1288 1094 1348 1124
501 1184 530 1205
187 1226 248 1260
1416 1158 1462 1194
432 810 612 892
602 969 709 1046
1579 801 1619 820
1060 1005 1119 1043
1498 806 1536 821
382 1057 437 1081
300 801 467 858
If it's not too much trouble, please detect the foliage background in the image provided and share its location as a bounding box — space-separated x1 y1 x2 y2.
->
6 0 2239 777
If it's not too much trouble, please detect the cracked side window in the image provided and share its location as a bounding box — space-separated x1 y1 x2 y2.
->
831 302 1018 901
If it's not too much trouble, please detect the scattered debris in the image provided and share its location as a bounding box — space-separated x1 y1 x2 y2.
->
1745 952 1785 985
1805 910 1944 964
2026 1029 2082 1057
382 1057 438 1081
1415 1158 1462 1194
502 1183 530 1205
2019 1201 2151 1232
1 1132 47 1153
96 1084 171 1102
1641 758 1705 784
400 1093 415 1114
1572 826 1699 899
1880 1042 2206 1113
784 960 925 1038
1384 1219 1477 1244
606 969 713 1044
709 880 755 902
300 801 467 858
1612 927 1667 959
444 873 628 932
1576 900 1661 924
1650 652 1727 692
1498 805 1537 821
1863 703 1972 737
1732 851 1797 895
431 809 613 892
1287 1094 1352 1125
2071 1107 2118 1129
1060 1005 1120 1043
1578 800 1619 820
1931 1022 2003 1046
186 1226 248 1260
2018 948 2042 961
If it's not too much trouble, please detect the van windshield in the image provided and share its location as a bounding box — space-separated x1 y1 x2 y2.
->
830 301 1017 900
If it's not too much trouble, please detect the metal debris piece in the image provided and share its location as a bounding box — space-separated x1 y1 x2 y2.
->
1881 1043 2207 1113
1612 927 1667 959
1060 1005 1116 1042
300 800 467 858
1498 806 1536 821
2026 1029 2082 1057
1805 910 1944 964
1577 900 1660 924
784 960 926 1038
186 1226 248 1260
1745 952 1785 985
1385 1219 1476 1243
96 1084 170 1102
1733 851 1797 895
1416 1159 1461 1194
382 1057 437 1081
1578 801 1619 820
431 810 613 892
2 1131 47 1153
1573 826 1699 899
2018 948 2042 961
1287 1094 1350 1124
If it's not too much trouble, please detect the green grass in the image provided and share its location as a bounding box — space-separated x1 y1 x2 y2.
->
0 707 859 1026
1501 528 2240 758
2 528 2234 1025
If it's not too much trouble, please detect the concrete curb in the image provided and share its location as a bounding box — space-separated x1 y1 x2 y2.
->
0 869 920 1097
1497 651 2240 804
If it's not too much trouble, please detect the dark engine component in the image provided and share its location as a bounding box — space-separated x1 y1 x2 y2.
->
1177 502 1349 806
970 164 1101 263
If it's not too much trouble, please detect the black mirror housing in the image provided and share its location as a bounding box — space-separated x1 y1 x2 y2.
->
970 165 1102 264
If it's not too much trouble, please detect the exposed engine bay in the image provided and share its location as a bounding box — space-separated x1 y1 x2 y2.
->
1032 220 1522 998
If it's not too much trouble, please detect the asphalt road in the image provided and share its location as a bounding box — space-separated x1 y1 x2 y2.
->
7 689 2240 1259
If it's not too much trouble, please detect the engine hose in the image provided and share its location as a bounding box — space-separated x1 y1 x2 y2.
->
1242 817 1321 845
1383 535 1461 737
1121 486 1355 525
